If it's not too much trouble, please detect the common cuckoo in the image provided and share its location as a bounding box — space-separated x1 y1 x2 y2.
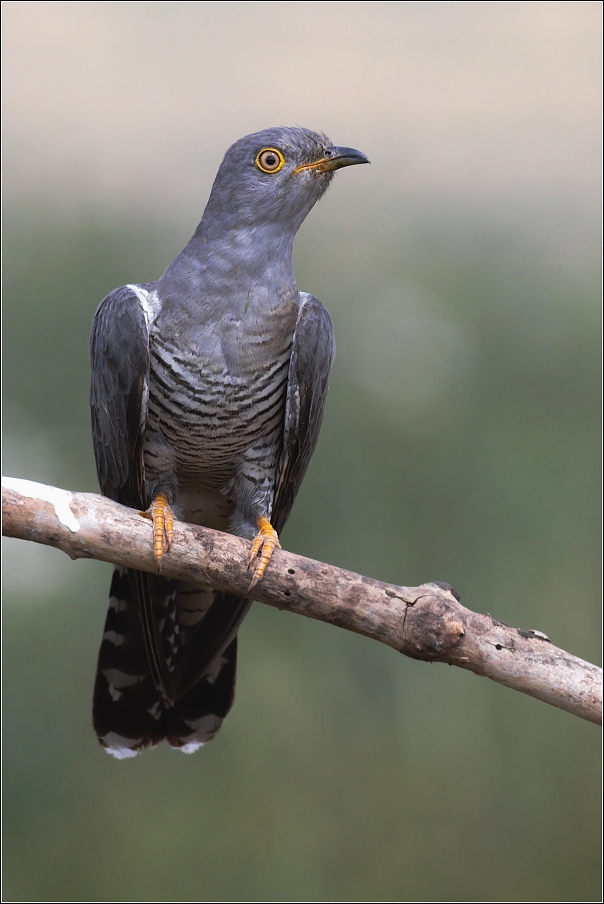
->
90 127 368 758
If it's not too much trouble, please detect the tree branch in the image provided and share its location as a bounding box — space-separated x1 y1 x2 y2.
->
3 476 601 726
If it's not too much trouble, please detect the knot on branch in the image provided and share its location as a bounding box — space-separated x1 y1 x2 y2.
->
400 588 467 662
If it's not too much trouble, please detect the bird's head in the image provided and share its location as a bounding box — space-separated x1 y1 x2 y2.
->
202 127 369 236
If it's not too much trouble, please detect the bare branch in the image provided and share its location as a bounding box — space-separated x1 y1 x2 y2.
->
3 476 601 726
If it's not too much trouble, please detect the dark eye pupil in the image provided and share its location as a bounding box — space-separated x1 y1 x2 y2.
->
265 155 276 166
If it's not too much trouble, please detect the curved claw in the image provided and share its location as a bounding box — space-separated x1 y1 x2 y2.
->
248 517 280 592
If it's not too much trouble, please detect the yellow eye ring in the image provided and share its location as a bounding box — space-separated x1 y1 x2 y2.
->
255 147 285 174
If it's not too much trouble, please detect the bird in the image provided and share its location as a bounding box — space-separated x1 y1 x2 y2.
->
89 127 369 758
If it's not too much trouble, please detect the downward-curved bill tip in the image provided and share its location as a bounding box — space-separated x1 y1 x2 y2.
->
324 146 370 169
295 147 370 174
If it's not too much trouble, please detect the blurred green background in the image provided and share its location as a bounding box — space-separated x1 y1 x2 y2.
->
2 3 601 902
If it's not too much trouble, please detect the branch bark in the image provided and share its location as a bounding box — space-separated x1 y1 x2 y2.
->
3 476 601 726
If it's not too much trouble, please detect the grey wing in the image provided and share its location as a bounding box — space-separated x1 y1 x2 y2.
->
272 292 336 534
89 285 151 510
90 285 166 690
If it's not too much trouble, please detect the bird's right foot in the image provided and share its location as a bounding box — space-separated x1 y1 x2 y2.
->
140 493 175 570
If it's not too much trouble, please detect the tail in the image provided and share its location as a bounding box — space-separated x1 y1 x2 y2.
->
93 567 238 758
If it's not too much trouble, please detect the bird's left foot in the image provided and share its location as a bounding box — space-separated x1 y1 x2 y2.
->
248 517 280 591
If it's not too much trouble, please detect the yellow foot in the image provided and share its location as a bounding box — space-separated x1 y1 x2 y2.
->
248 516 280 592
145 493 175 570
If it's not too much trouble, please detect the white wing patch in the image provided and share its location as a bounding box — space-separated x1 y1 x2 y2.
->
126 284 161 330
125 284 158 428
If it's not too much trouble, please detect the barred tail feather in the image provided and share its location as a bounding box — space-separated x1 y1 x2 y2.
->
163 638 237 752
93 567 237 758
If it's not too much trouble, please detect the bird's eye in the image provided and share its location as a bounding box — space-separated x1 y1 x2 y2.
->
256 148 285 174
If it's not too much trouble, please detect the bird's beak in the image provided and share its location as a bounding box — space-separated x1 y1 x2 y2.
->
294 146 370 175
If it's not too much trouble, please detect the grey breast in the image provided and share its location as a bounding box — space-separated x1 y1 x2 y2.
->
143 286 299 527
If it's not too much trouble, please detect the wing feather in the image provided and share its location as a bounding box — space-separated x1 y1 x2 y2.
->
272 292 335 533
89 285 150 509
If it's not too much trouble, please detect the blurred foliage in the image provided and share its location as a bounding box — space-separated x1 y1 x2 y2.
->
2 200 600 902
